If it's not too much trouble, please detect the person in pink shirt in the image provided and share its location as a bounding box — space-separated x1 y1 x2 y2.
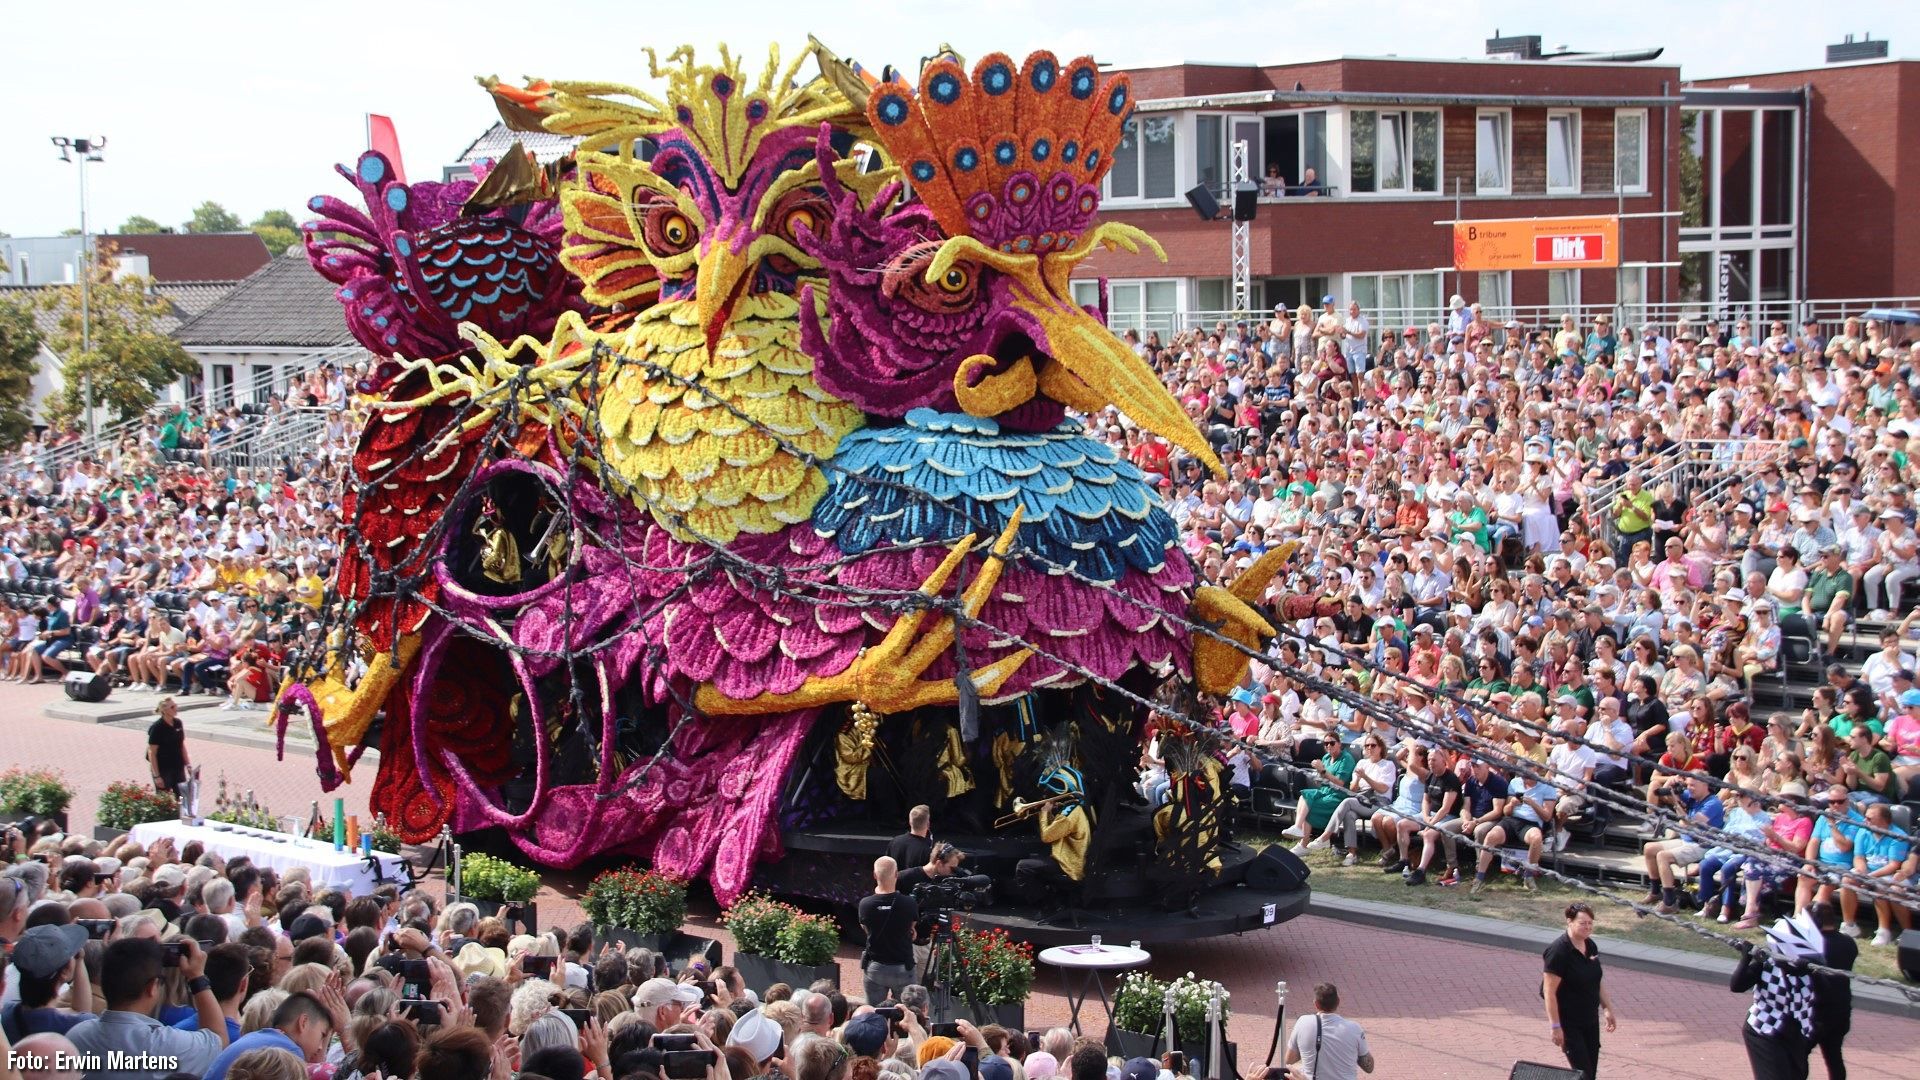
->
1732 797 1817 929
1886 693 1920 793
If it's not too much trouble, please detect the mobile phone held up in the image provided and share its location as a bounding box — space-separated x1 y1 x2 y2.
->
400 999 445 1026
651 1033 715 1080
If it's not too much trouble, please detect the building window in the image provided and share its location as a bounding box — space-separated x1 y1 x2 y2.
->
1107 116 1179 201
1548 269 1580 313
1614 109 1647 194
1348 109 1439 194
1196 115 1223 195
1616 266 1647 327
1071 280 1100 312
1546 110 1581 194
1102 279 1182 332
1476 110 1510 195
1476 271 1511 316
1347 272 1443 324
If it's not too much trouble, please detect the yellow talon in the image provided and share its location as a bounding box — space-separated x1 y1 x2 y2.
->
1191 545 1289 695
695 508 1030 714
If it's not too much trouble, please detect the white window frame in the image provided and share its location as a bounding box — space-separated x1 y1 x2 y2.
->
1547 269 1581 313
1476 271 1512 317
1475 109 1511 195
1104 115 1181 204
1546 109 1582 195
1346 108 1442 196
1614 108 1648 194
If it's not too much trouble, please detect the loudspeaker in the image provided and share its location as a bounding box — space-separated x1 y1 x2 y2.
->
1185 184 1220 221
1245 845 1310 890
1232 184 1259 222
1508 1064 1583 1080
62 670 109 703
1899 927 1920 982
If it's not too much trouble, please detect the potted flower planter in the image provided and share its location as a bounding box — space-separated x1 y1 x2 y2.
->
468 898 538 934
595 927 721 972
935 1000 1025 1030
1106 1030 1159 1060
734 952 839 994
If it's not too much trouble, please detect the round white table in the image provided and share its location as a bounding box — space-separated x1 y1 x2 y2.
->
1037 943 1152 1036
130 820 409 895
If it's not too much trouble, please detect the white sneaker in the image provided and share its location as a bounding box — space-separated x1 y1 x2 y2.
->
1871 929 1895 947
1717 909 1731 924
1342 852 1357 867
1554 831 1571 853
1280 825 1306 840
1840 921 1861 938
218 698 237 711
1306 838 1331 852
1290 843 1308 856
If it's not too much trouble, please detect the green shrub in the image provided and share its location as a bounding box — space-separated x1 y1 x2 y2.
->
772 911 840 967
582 869 689 935
96 781 179 832
460 853 541 903
0 768 74 816
721 892 794 956
1112 971 1167 1034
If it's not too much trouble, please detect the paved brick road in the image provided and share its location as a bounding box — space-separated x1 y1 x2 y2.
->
7 682 1915 1077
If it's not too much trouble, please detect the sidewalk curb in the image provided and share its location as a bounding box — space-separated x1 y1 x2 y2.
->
1307 892 1918 1020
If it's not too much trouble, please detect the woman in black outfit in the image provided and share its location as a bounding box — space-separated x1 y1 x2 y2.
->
1624 677 1670 781
1542 902 1616 1078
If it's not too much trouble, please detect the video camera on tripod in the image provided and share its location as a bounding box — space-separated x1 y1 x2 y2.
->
912 873 995 914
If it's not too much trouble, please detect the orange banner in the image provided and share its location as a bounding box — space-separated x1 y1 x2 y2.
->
1451 215 1620 271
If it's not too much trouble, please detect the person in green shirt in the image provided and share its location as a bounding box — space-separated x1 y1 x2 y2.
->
1611 471 1655 563
1288 741 1359 837
1447 492 1491 551
1788 546 1855 662
1841 727 1899 804
1466 655 1510 701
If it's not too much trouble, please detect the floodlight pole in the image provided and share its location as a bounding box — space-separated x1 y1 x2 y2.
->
53 135 106 437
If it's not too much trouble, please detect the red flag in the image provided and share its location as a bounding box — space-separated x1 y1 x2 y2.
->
366 114 407 184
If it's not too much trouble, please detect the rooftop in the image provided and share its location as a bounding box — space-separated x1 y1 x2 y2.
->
0 279 240 342
172 254 354 349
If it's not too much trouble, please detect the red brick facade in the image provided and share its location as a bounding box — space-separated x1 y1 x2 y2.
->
1689 60 1918 300
1075 56 1682 311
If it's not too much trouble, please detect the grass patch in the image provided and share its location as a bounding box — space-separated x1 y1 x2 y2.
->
1242 831 1912 985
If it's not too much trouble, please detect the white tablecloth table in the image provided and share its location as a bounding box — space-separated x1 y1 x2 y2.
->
129 820 409 895
1037 943 1152 1036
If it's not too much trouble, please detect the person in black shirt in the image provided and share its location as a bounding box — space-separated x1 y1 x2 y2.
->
147 696 190 794
1808 902 1855 1080
858 858 917 1006
894 841 964 897
1405 746 1461 886
885 805 934 872
1542 902 1615 1079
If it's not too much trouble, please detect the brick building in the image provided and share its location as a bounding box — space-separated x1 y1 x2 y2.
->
1072 53 1684 332
1686 58 1919 305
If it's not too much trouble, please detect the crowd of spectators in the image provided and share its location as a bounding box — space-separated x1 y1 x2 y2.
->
1110 300 1920 941
0 820 1193 1080
0 362 365 708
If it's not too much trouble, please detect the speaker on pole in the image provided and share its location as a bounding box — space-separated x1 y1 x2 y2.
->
1185 184 1221 221
1245 845 1311 890
62 670 109 703
1232 184 1259 222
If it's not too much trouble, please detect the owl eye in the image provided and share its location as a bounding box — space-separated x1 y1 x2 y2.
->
936 267 972 294
640 202 700 257
772 191 831 247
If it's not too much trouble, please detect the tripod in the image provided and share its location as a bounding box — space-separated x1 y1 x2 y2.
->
919 910 989 1025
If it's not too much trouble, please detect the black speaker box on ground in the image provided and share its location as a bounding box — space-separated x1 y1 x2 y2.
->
62 670 109 703
1508 1063 1584 1080
1245 845 1310 890
1899 927 1920 982
1185 184 1221 221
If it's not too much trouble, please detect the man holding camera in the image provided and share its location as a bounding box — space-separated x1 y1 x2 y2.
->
859 857 918 1006
67 937 229 1078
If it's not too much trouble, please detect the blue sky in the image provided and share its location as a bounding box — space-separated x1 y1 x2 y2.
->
3 0 1913 239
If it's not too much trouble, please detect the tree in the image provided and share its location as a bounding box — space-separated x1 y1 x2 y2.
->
35 257 196 426
184 201 243 234
119 214 170 234
0 286 41 449
250 208 301 255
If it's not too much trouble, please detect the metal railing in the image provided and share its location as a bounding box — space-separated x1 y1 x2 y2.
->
1582 438 1792 552
1109 297 1920 348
